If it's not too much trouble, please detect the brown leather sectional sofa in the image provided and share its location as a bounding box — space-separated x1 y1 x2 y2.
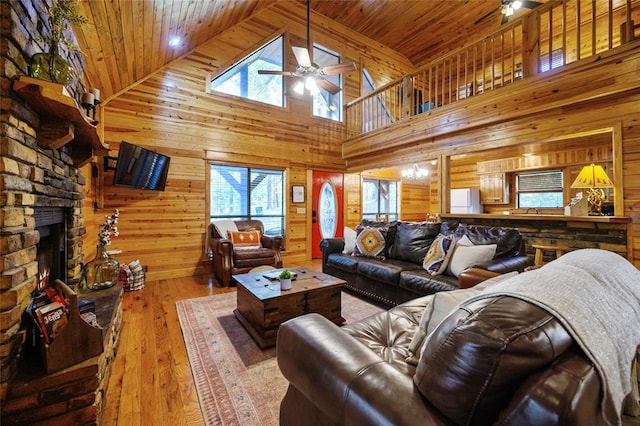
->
321 220 532 306
278 289 602 425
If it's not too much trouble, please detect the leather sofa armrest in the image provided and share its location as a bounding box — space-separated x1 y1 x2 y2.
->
320 238 345 254
320 238 346 267
458 268 501 289
210 237 232 256
261 234 283 251
277 314 445 425
474 255 533 274
496 350 601 425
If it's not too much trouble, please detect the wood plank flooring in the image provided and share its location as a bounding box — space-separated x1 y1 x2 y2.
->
102 261 321 425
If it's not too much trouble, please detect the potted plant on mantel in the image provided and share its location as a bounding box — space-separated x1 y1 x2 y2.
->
278 269 292 291
30 0 88 85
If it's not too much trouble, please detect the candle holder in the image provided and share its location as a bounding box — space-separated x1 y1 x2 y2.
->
81 90 100 125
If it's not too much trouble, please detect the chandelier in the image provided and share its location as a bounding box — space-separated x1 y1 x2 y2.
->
401 164 428 180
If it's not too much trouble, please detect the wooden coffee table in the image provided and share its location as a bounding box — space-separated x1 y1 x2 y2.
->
232 268 346 348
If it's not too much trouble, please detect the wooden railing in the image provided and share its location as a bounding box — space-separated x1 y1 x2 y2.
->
345 0 638 137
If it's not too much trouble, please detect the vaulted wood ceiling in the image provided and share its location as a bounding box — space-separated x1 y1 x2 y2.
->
72 0 545 101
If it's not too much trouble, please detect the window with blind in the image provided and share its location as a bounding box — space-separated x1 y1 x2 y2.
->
540 48 564 73
362 178 398 220
209 165 284 236
516 170 564 208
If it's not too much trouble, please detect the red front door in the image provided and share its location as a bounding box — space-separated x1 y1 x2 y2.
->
311 171 344 258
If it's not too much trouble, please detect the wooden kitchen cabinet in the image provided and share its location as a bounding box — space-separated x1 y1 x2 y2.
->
480 173 509 204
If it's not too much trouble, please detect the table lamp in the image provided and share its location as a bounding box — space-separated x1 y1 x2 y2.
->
570 163 614 215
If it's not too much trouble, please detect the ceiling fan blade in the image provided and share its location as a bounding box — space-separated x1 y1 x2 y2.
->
315 78 341 95
320 62 357 75
292 46 312 68
522 0 543 9
474 5 501 25
501 14 509 25
257 70 295 76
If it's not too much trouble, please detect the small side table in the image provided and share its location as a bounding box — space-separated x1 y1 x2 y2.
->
532 244 569 267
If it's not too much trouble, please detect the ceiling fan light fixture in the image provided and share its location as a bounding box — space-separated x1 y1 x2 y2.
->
293 81 305 95
512 0 522 10
305 77 319 95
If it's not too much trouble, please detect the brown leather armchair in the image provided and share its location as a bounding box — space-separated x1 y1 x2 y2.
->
208 220 283 287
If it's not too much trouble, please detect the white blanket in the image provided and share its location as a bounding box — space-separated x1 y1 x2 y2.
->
462 249 640 426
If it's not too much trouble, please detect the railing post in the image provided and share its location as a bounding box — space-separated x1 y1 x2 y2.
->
401 76 412 120
521 13 541 77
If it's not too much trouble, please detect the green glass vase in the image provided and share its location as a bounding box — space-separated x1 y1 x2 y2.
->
81 244 120 292
30 46 74 85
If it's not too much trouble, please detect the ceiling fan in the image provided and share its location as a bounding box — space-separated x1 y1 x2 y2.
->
474 0 543 26
500 0 543 24
257 0 357 95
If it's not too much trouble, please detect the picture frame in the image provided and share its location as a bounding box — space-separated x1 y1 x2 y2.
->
292 185 305 203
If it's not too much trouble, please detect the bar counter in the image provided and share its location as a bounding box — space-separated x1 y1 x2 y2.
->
440 213 631 223
439 213 631 262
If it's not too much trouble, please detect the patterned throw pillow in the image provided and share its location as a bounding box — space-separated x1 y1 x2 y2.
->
227 230 261 247
422 233 456 275
352 226 387 259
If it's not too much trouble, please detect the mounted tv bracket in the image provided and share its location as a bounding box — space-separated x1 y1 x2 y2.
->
104 156 118 171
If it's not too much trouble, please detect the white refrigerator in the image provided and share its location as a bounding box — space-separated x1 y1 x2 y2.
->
450 188 482 214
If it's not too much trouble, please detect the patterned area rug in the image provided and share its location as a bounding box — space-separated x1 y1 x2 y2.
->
176 291 384 426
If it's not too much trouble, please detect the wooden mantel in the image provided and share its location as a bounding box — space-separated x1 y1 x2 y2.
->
12 76 110 167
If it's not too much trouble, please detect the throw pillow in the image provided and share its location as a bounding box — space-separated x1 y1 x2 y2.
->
227 230 261 247
352 226 387 259
422 233 456 275
343 226 357 254
212 219 238 239
447 243 497 278
406 272 518 366
388 221 441 264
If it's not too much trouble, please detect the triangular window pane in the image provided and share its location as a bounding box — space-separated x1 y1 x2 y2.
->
210 35 284 107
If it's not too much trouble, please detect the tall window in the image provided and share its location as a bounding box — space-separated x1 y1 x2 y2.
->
210 165 284 236
516 170 564 208
362 178 398 220
312 44 342 121
210 35 284 107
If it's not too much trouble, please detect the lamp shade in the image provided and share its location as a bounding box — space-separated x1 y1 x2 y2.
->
570 164 614 189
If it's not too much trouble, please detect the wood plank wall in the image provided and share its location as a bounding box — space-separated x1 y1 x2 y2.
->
97 2 414 280
341 46 640 267
450 136 614 214
93 3 640 278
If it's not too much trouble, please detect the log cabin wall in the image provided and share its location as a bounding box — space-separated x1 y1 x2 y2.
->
99 2 414 279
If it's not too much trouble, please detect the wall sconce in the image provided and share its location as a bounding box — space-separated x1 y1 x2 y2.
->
401 164 429 180
570 163 614 215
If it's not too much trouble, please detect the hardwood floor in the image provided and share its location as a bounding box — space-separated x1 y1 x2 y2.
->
102 260 322 425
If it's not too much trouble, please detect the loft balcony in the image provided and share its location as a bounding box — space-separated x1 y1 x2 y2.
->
343 0 640 168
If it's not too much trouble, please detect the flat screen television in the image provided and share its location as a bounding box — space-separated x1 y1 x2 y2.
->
113 141 171 191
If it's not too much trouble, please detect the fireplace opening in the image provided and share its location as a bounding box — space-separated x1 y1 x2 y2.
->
34 208 67 289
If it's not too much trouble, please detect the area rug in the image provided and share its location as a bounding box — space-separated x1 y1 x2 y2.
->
176 291 385 426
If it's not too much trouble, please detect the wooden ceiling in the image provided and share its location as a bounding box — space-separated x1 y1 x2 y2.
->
72 0 544 101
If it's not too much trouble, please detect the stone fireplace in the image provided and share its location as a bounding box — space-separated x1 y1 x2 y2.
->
1 2 121 423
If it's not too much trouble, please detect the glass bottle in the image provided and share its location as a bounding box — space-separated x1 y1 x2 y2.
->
30 45 74 85
81 244 119 292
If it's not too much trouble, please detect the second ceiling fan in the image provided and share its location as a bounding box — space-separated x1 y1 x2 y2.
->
258 0 357 95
